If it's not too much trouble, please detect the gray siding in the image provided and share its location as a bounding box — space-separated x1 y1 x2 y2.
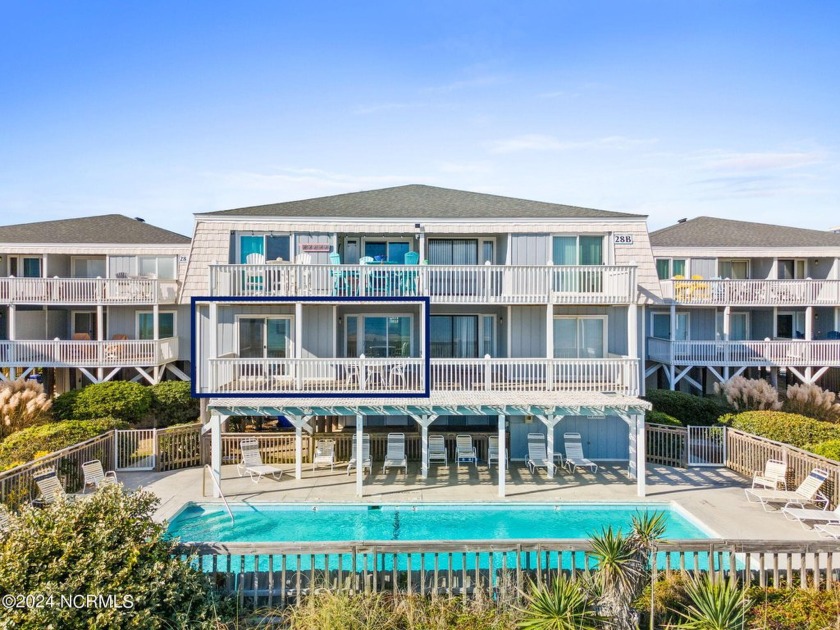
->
509 234 550 265
691 258 716 279
301 305 335 358
296 233 334 265
752 258 773 279
815 307 836 338
752 310 773 340
508 415 630 460
510 306 546 357
47 254 70 276
689 309 716 341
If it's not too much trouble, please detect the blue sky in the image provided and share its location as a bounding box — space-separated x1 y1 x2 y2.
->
1 1 838 237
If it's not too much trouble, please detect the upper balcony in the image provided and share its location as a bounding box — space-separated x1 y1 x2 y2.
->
0 337 179 369
200 355 639 397
0 276 180 306
208 263 637 305
661 278 840 307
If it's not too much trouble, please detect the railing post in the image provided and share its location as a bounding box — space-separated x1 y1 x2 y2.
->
484 354 491 391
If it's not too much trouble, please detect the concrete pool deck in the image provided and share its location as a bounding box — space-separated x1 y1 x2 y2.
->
119 463 826 541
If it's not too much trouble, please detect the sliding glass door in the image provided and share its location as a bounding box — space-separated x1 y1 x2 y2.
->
552 236 604 292
553 317 606 358
238 317 291 358
346 315 412 358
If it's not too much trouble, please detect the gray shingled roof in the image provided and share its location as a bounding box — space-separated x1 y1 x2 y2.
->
0 214 190 245
202 185 644 220
651 216 840 248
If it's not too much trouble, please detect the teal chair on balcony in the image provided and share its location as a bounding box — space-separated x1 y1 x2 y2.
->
329 252 348 295
400 251 420 295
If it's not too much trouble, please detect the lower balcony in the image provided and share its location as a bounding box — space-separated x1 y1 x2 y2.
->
647 337 840 367
0 337 179 369
203 356 639 396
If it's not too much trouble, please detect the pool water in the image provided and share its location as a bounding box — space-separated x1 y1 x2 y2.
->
167 502 710 543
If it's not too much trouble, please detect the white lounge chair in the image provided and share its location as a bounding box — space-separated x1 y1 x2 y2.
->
563 433 598 474
0 504 11 532
815 523 840 539
382 433 407 475
781 503 840 528
745 468 829 512
237 438 283 483
751 458 787 490
33 470 82 506
527 433 552 475
455 434 477 467
81 459 118 493
346 434 372 475
428 435 448 466
487 435 508 470
312 439 336 471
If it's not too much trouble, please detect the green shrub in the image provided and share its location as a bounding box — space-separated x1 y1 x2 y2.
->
0 484 222 628
645 410 683 426
51 388 82 421
74 381 152 423
720 410 840 449
642 390 728 426
0 418 127 470
745 585 840 629
806 439 840 462
150 381 198 426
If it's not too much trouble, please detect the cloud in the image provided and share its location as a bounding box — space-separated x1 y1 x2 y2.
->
422 75 504 94
700 150 826 172
487 134 657 154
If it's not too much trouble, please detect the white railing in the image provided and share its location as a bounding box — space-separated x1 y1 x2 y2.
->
0 337 178 368
662 278 840 306
204 356 638 396
0 277 179 304
208 263 636 304
647 337 840 367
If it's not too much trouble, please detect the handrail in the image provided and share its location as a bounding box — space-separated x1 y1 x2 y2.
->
202 465 234 525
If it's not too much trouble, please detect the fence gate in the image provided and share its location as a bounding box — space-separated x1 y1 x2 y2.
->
115 429 157 471
687 426 726 466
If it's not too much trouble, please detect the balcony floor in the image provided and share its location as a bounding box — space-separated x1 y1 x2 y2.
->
120 463 823 541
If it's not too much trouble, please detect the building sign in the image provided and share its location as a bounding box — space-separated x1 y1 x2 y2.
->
178 255 188 263
613 234 634 245
300 243 332 253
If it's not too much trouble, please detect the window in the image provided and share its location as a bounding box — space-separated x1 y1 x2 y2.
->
236 316 291 358
655 258 686 280
719 259 749 280
9 256 42 278
138 256 176 279
553 316 606 358
363 240 411 263
428 239 478 265
778 259 806 280
72 311 107 338
552 236 603 265
431 315 479 358
345 315 412 358
651 312 689 340
72 257 106 278
716 311 749 341
776 312 806 339
136 312 176 340
238 234 291 264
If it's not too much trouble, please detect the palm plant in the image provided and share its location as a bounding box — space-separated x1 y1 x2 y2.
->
673 575 751 630
517 575 600 630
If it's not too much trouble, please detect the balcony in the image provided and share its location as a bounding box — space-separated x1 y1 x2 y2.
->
661 278 840 306
0 277 180 305
208 263 636 304
647 337 840 367
202 356 639 396
0 337 178 368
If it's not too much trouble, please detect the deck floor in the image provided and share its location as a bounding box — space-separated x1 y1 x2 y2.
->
119 462 827 541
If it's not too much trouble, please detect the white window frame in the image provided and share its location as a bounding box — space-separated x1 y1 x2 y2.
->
236 232 293 264
233 313 294 358
429 312 496 358
71 310 107 338
655 257 688 280
718 259 750 280
552 315 608 358
775 311 806 339
361 237 413 262
777 258 807 280
71 256 107 279
651 311 690 341
9 255 43 278
551 234 607 265
716 310 750 341
136 255 177 280
136 311 178 340
344 313 415 358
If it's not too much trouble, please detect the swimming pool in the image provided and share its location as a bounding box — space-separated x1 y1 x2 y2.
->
168 502 711 543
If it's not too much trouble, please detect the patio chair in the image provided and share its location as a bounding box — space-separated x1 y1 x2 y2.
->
814 523 840 539
400 251 420 295
312 439 336 471
455 434 477 467
81 459 117 493
388 363 407 390
428 435 447 466
244 252 266 293
237 438 283 483
0 504 10 532
744 468 829 512
563 433 598 474
487 435 508 470
104 334 129 361
527 433 552 475
781 503 840 529
346 433 372 475
382 433 408 475
751 458 787 490
33 470 82 506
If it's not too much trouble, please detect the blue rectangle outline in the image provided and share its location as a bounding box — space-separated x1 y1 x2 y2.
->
190 295 431 399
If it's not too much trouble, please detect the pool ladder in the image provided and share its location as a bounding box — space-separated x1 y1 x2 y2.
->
203 465 235 525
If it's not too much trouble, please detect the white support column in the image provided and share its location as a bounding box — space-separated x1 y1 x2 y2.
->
97 304 104 382
356 414 364 497
635 413 646 497
153 303 159 340
537 414 562 478
287 415 313 480
723 306 731 341
210 413 223 498
295 302 303 358
546 304 554 360
411 414 438 479
497 414 506 498
805 305 814 382
208 302 218 392
627 302 638 360
8 304 15 380
506 306 512 357
669 303 676 340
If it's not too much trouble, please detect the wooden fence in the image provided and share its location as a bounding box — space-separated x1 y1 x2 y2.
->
726 428 840 509
645 423 687 467
0 432 114 509
178 539 840 608
156 423 203 471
